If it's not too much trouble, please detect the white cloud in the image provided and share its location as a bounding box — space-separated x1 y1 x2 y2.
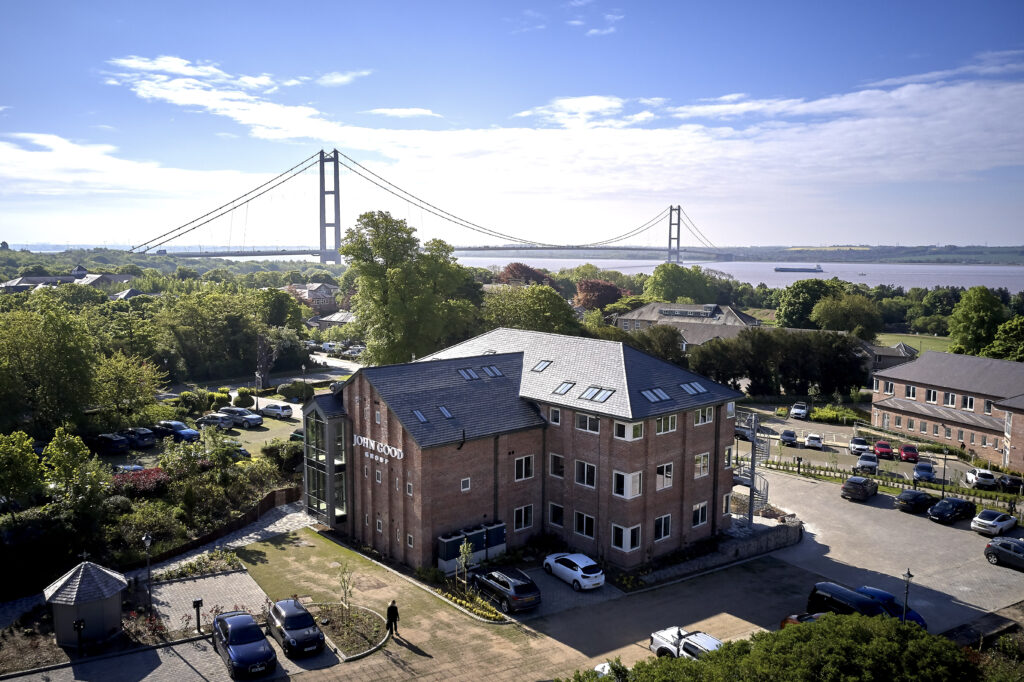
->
109 55 230 80
365 108 442 118
866 49 1024 87
605 14 624 22
566 19 584 26
568 0 594 6
236 74 275 90
317 70 373 87
586 27 615 37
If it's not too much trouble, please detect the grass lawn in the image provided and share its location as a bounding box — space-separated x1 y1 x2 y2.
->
742 307 777 325
876 332 952 354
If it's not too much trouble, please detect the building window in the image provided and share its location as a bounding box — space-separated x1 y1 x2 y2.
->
957 429 964 441
514 505 533 531
550 453 565 478
907 418 915 430
905 385 916 399
364 514 368 526
723 492 732 515
695 452 710 478
549 503 564 527
932 424 939 436
439 405 453 418
375 410 381 424
612 471 643 499
574 511 595 539
873 378 879 392
376 519 383 533
364 464 368 478
407 534 414 548
458 368 480 380
549 407 560 425
575 460 597 488
461 477 471 492
654 514 671 542
532 360 552 372
694 407 713 426
406 482 413 496
727 402 736 418
611 524 641 552
515 455 534 481
724 445 733 468
895 416 902 427
985 399 993 415
944 392 956 407
656 414 677 434
656 463 673 490
412 409 428 423
920 420 927 433
614 421 644 441
692 502 708 528
575 413 600 433
375 469 382 484
884 381 894 395
925 389 937 404
970 432 976 445
944 426 952 439
982 435 988 447
962 395 975 410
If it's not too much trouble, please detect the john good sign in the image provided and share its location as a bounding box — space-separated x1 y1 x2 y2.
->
353 434 404 460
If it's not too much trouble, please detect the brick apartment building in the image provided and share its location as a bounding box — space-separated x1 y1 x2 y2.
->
870 351 1024 471
301 328 742 572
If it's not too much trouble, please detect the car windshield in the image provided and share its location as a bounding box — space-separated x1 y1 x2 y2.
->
918 463 933 471
978 472 995 479
861 454 876 461
168 422 186 430
580 562 602 576
852 438 866 445
877 442 889 448
793 403 806 409
782 430 795 437
512 583 538 596
932 500 952 511
903 445 917 453
228 623 264 644
283 613 315 629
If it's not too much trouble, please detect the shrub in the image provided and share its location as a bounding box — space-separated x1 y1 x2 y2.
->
260 438 303 474
111 468 171 498
211 392 231 410
414 566 446 585
810 404 867 424
101 495 133 518
233 388 255 408
177 391 206 416
278 381 314 401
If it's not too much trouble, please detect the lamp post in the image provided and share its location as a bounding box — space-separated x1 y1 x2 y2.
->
193 598 204 634
142 532 152 609
941 446 948 499
902 568 914 622
254 371 261 411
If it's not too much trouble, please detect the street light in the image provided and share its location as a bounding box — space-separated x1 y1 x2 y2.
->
142 532 152 609
902 568 914 622
941 445 948 499
193 598 204 634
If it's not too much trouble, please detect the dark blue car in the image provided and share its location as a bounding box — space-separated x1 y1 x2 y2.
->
212 611 277 678
153 420 200 443
856 586 928 630
118 427 157 449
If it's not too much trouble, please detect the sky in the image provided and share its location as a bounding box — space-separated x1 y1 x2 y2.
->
1 1 1023 251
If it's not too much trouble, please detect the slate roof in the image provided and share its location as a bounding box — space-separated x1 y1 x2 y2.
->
872 396 1004 432
676 323 747 346
419 328 742 420
868 342 919 358
875 352 1024 399
44 562 128 605
311 392 347 419
995 393 1024 411
355 352 545 449
618 302 759 327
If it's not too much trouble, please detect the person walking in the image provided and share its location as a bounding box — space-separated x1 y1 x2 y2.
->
386 600 400 637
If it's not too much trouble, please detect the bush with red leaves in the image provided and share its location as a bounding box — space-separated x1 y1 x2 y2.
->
111 468 170 498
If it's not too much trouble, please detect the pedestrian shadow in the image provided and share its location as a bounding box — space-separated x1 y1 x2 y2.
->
392 636 432 658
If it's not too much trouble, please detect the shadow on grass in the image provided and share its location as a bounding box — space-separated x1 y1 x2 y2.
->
236 533 309 566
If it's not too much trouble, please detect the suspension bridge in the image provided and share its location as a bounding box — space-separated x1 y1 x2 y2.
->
129 149 733 264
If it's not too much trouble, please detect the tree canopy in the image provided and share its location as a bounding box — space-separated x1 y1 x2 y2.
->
775 278 846 329
949 286 1007 355
482 284 579 335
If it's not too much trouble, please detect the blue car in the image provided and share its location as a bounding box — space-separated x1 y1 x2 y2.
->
212 611 277 678
855 586 928 630
153 420 200 443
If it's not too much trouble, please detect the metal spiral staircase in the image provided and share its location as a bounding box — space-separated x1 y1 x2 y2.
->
734 414 770 514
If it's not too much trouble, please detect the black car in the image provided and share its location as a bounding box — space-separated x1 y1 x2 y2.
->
927 497 977 524
998 474 1024 494
471 567 542 613
118 427 157 449
780 430 798 447
267 599 325 657
841 476 878 502
894 490 938 513
985 537 1024 571
212 610 277 678
83 433 130 454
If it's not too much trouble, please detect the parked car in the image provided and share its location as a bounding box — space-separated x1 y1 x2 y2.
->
804 433 823 450
649 627 723 660
927 497 977 524
855 586 928 629
196 413 234 431
471 567 542 613
972 509 1018 536
998 474 1024 494
222 440 251 460
115 464 144 473
117 427 156 449
212 611 277 678
543 552 605 591
848 437 871 455
84 433 130 455
874 440 894 459
219 406 264 429
894 490 938 513
779 612 826 629
806 582 887 618
790 402 808 419
898 444 919 463
855 453 879 475
966 468 998 489
985 537 1024 571
841 476 878 502
289 427 304 442
780 429 798 447
153 420 200 443
913 462 936 483
259 403 293 419
267 599 325 658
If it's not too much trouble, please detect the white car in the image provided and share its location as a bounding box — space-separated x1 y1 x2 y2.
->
542 552 604 591
790 402 808 419
966 468 998 489
972 509 1018 536
649 627 723 660
848 437 871 455
259 403 294 419
804 433 823 450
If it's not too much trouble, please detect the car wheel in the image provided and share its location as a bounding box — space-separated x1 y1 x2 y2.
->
543 563 552 574
656 648 672 658
987 553 1000 565
572 580 581 592
501 599 510 614
242 422 250 429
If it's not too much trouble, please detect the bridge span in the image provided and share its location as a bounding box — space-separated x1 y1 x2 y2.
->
167 244 733 261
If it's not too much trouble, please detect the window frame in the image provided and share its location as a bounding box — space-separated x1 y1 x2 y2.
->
925 388 938 404
549 503 564 527
549 452 565 478
574 511 595 539
653 514 671 542
692 501 708 528
723 492 732 515
962 395 975 411
655 414 677 434
575 413 600 434
549 407 560 425
514 454 534 482
461 477 471 492
656 462 673 490
613 421 644 441
611 523 641 552
575 460 597 488
694 407 714 426
695 452 710 479
513 504 533 532
884 381 894 395
612 470 643 499
943 392 956 407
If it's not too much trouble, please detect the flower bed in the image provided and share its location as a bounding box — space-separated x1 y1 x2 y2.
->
308 603 385 657
153 548 243 581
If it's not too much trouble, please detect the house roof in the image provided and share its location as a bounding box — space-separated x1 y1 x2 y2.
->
320 311 356 324
873 396 1004 432
868 342 919 358
675 323 747 346
354 352 546 449
617 302 758 327
874 351 1024 399
311 392 347 419
995 393 1024 412
43 561 128 605
419 328 741 420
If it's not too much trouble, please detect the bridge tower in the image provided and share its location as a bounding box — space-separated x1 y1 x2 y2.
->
667 205 681 263
319 149 342 264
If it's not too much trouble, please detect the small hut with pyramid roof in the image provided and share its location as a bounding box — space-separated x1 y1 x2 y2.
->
43 561 128 646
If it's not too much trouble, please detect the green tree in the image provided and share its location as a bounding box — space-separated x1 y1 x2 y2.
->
642 263 713 303
42 427 110 511
810 293 883 341
776 278 845 329
981 316 1024 362
630 325 686 366
0 431 42 519
93 351 167 429
949 286 1007 354
482 284 579 335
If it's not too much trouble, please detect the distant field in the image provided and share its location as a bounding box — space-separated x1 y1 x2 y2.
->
742 308 778 325
876 333 952 353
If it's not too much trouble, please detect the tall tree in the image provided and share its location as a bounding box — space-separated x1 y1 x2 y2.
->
93 351 167 430
643 263 713 303
948 286 1007 355
482 284 579 335
42 427 110 511
0 431 42 520
810 294 883 341
775 278 845 329
573 279 622 310
981 316 1024 362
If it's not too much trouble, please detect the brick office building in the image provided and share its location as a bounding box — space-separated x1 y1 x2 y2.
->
302 328 742 572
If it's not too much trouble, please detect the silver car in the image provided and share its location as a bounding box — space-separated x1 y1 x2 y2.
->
856 453 879 475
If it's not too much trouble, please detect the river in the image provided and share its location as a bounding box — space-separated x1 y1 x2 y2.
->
455 257 1024 291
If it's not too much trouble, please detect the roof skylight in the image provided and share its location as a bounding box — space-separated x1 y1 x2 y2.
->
554 381 575 395
413 409 428 423
458 368 480 380
641 387 672 403
532 360 553 372
482 365 504 377
439 406 453 418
